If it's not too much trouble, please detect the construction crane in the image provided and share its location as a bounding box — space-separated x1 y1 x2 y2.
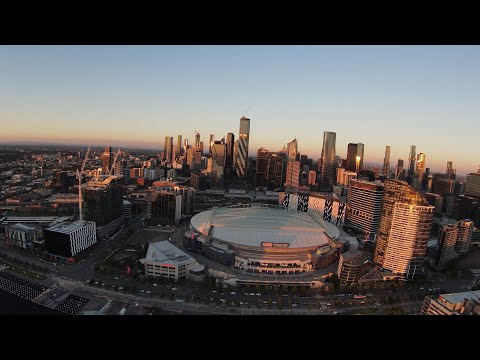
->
108 148 121 176
76 145 91 221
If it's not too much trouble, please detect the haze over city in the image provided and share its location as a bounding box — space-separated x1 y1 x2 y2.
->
1 45 479 175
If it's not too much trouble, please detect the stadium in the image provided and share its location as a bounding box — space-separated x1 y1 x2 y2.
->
188 204 342 274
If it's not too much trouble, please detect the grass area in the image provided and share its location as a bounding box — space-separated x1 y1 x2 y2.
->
96 249 140 276
7 265 47 280
349 307 378 315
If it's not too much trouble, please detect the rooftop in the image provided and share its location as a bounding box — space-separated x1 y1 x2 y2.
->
46 220 95 234
140 241 194 266
190 204 339 249
439 290 480 305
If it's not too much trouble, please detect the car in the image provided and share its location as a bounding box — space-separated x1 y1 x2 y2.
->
114 277 119 280
119 287 123 290
240 301 244 305
140 289 145 293
326 303 331 306
272 301 277 304
250 293 255 296
256 293 261 296
212 290 217 293
420 287 424 290
231 292 236 295
244 293 249 296
146 291 151 294
153 283 158 287
172 288 177 291
175 299 184 303
292 304 297 307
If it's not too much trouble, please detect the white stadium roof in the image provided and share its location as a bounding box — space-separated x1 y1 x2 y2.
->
190 205 339 249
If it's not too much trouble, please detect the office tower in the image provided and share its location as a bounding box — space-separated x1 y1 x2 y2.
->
198 141 203 154
193 151 202 170
163 136 169 161
184 139 188 155
318 131 336 193
422 290 480 315
285 161 300 190
255 148 270 187
209 134 215 155
270 152 286 190
235 116 250 178
373 179 434 279
415 152 426 187
308 170 317 186
211 141 226 187
424 193 443 214
195 132 200 151
346 179 384 241
225 132 235 179
346 143 364 172
186 148 195 167
162 136 173 163
114 159 129 184
465 172 480 198
177 135 182 158
446 161 454 179
101 146 112 174
383 146 391 178
456 219 474 254
287 138 298 164
408 145 416 176
83 176 124 226
395 159 404 179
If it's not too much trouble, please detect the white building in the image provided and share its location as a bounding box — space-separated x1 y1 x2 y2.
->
139 241 204 281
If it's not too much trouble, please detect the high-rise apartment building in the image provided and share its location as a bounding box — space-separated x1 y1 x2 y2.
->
446 161 455 179
195 132 201 151
211 141 226 187
255 148 270 187
235 116 250 179
318 131 336 193
456 219 474 254
83 176 124 226
346 179 384 241
308 170 317 186
374 179 434 279
383 146 391 177
415 152 426 189
436 223 459 268
287 138 298 164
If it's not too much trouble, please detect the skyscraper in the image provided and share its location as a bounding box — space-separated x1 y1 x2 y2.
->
199 141 204 154
209 134 215 155
465 172 480 198
255 148 270 187
456 219 474 254
195 132 200 151
318 131 336 193
285 161 300 190
383 146 391 178
446 161 454 178
395 159 404 179
346 143 364 172
308 170 317 186
408 145 416 176
163 136 170 161
235 116 250 179
346 179 384 241
436 223 459 268
176 135 182 158
165 136 174 163
373 179 434 279
183 139 188 155
211 141 226 187
101 146 112 175
287 138 298 164
225 132 235 179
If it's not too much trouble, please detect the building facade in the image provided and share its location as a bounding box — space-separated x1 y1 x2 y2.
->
346 179 384 241
235 116 250 179
337 250 370 286
44 220 97 258
318 131 336 193
374 179 434 279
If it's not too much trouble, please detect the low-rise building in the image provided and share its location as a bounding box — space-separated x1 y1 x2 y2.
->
139 241 205 281
5 224 44 250
337 250 370 286
421 290 480 315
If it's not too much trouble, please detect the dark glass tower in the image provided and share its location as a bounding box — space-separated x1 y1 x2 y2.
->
318 131 336 193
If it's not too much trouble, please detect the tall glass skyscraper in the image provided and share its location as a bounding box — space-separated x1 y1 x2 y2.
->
235 116 250 178
225 132 235 179
318 131 336 193
374 179 434 279
383 145 391 177
408 145 416 176
346 143 364 173
287 138 298 164
176 135 182 158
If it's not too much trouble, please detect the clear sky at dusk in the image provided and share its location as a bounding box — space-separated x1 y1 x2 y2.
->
0 45 479 175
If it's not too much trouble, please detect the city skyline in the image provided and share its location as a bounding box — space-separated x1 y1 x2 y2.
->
1 45 480 175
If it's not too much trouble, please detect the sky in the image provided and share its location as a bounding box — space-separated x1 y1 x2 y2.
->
0 45 479 175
